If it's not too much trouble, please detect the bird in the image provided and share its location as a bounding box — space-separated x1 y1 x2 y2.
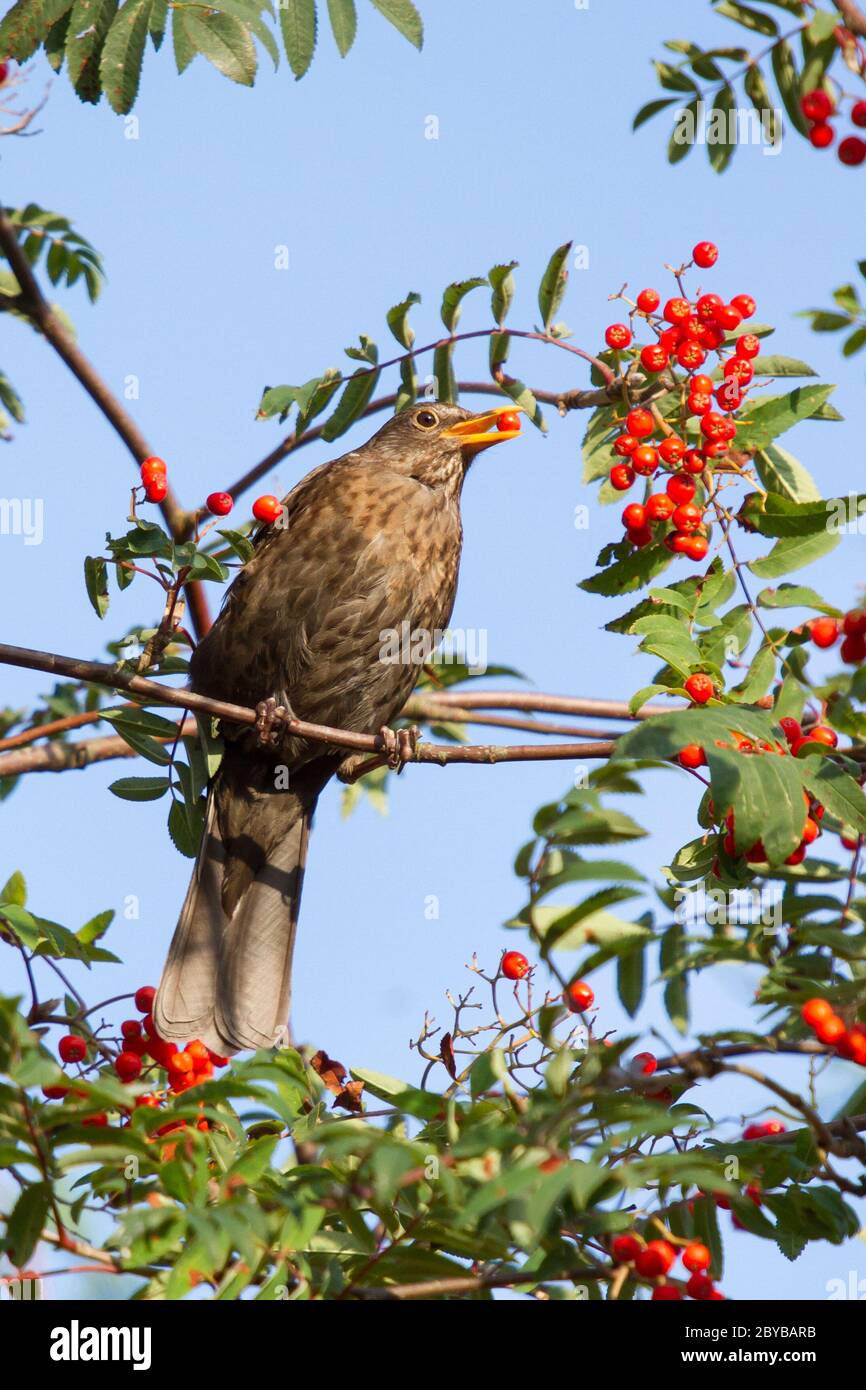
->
153 401 522 1055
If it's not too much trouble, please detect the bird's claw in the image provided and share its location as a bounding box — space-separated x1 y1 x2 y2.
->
255 697 289 748
379 724 420 773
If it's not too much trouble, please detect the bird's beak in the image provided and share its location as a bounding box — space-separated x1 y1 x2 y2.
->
442 405 523 454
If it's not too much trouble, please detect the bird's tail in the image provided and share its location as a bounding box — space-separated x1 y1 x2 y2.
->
153 754 331 1056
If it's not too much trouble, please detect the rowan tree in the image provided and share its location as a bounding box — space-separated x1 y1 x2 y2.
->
0 0 865 1305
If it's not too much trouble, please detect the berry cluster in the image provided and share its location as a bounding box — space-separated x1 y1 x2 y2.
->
809 609 866 665
138 456 284 525
610 1234 723 1300
801 997 866 1065
501 952 596 1015
43 984 228 1131
603 243 760 564
802 88 866 166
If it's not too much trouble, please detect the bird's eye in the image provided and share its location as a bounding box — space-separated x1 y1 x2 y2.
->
415 409 438 429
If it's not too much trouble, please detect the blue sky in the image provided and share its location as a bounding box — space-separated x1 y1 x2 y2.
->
2 0 865 1299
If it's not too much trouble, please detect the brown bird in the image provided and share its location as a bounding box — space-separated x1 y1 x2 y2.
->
153 402 521 1054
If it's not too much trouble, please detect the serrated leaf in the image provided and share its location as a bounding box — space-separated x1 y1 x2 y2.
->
279 0 315 77
67 0 118 101
579 541 673 597
99 0 153 114
538 242 571 331
754 443 820 502
733 384 836 452
327 0 356 56
368 0 422 49
180 11 256 85
748 528 840 579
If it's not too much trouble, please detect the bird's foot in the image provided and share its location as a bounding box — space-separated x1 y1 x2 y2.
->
255 696 290 748
379 723 420 773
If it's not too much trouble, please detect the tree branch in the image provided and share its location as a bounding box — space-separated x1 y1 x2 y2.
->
837 0 866 38
0 642 616 770
0 202 212 640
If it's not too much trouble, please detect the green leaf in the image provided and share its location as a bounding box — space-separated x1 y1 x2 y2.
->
617 946 645 1017
489 261 517 326
751 355 817 377
714 0 778 34
108 775 170 801
0 870 26 907
748 528 840 579
753 443 820 502
744 61 778 145
708 85 736 173
661 924 689 1033
632 96 677 130
180 11 257 85
669 97 698 164
440 277 487 332
6 1182 51 1268
498 376 545 432
279 0 316 77
733 384 836 452
745 492 859 539
327 0 356 56
771 38 808 137
537 242 571 331
842 325 866 358
367 0 423 49
757 583 840 617
84 556 109 618
579 541 673 597
172 2 196 70
386 291 420 348
99 0 153 114
321 366 380 441
67 0 118 102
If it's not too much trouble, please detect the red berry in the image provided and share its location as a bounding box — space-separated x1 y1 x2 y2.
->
622 503 647 530
668 531 692 555
634 1051 658 1075
206 491 234 517
646 493 675 522
684 534 709 561
659 326 683 354
801 816 820 845
801 997 833 1028
682 1242 711 1273
501 950 530 981
816 1014 846 1044
140 456 167 484
252 494 283 525
41 1084 69 1101
0 61 10 85
713 304 742 332
652 1284 683 1300
605 323 632 350
636 288 660 313
779 717 801 744
121 1019 142 1041
658 436 685 466
852 100 866 128
801 89 833 122
676 340 706 371
663 297 691 325
59 1035 87 1064
614 433 638 457
640 343 669 373
843 609 866 637
497 411 522 433
737 334 761 359
700 412 727 441
809 122 835 148
785 845 807 866
134 985 156 1013
684 673 714 705
692 241 718 269
687 392 711 417
611 1234 642 1263
695 294 723 322
626 408 654 438
841 633 866 664
683 449 706 476
144 477 168 503
806 725 838 748
610 464 635 491
839 135 866 166
715 379 742 411
730 294 756 319
565 979 594 1013
635 1240 676 1278
724 355 754 386
115 1051 143 1083
672 502 703 533
686 1272 716 1300
632 445 658 477
627 525 654 549
677 744 706 769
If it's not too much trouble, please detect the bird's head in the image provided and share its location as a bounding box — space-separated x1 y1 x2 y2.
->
360 401 522 490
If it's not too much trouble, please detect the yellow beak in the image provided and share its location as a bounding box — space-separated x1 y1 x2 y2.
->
442 404 523 453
